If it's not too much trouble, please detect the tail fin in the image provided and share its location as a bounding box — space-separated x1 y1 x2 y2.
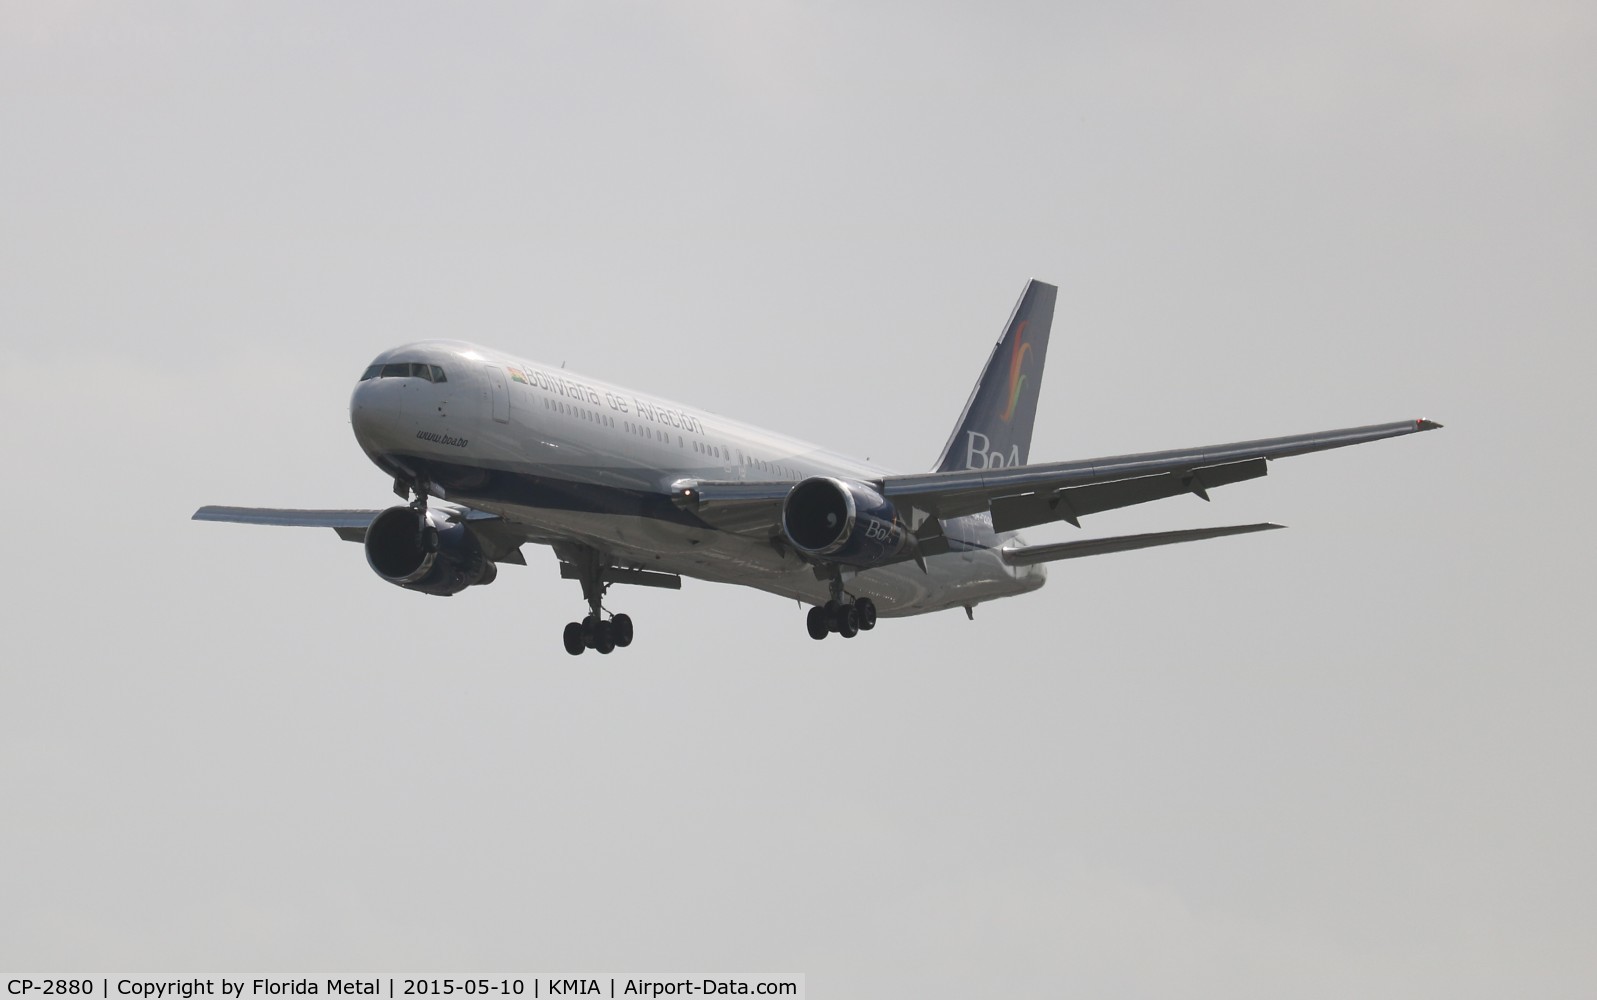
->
933 279 1058 472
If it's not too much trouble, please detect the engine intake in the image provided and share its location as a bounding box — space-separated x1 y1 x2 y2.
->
364 506 496 596
782 477 910 567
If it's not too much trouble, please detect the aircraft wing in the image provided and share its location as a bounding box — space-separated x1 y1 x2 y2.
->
191 505 531 563
193 506 385 541
674 417 1441 536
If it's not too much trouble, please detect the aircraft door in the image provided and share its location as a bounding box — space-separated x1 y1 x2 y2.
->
485 365 510 423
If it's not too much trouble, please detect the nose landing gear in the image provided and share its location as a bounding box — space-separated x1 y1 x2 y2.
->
394 476 442 552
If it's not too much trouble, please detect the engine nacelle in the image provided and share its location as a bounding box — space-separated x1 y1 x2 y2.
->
782 477 911 567
363 506 496 596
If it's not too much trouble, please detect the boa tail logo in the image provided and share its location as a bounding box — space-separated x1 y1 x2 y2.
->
1000 320 1032 423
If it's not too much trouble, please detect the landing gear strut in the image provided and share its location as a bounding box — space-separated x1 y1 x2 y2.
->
561 546 635 656
806 572 877 640
398 477 439 552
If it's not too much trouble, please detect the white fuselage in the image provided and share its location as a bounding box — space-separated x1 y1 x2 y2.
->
350 341 1046 616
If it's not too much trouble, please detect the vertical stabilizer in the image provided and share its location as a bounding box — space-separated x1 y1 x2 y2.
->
933 279 1057 472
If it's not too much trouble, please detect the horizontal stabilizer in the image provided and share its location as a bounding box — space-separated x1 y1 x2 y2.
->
1001 522 1284 566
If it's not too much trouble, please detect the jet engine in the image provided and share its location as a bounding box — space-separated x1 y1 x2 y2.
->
781 477 911 567
363 506 497 596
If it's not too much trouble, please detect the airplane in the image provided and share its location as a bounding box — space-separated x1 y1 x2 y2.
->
194 280 1440 655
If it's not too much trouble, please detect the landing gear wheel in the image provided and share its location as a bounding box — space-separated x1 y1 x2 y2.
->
837 605 860 638
806 606 830 640
611 613 634 648
563 544 636 655
855 598 877 631
562 622 585 656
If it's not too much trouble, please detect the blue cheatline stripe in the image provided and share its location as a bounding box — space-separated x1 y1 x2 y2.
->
395 454 710 527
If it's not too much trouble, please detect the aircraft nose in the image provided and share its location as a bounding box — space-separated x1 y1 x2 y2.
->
349 378 403 451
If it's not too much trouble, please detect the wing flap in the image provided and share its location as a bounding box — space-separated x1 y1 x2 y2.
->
558 563 682 590
990 458 1268 531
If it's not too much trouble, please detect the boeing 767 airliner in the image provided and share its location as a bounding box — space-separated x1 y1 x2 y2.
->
195 280 1440 654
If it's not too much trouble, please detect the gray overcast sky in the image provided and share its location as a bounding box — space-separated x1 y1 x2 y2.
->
2 2 1593 996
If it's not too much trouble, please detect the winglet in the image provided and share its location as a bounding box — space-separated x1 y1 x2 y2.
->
1417 418 1443 430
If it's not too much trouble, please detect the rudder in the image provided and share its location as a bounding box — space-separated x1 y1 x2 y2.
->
933 279 1057 472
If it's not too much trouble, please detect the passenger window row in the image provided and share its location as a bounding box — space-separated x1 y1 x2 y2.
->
688 439 795 477
621 419 673 443
734 450 796 479
545 397 615 428
536 399 799 477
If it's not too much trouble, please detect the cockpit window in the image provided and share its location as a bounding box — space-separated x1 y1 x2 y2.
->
362 361 448 382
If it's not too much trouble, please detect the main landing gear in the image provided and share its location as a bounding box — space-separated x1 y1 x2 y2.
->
806 569 878 640
560 545 635 656
563 613 634 656
806 598 877 640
